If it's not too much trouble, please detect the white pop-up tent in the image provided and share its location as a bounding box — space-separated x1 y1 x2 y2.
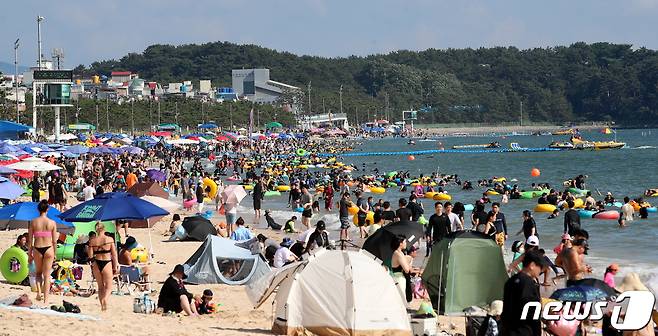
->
246 249 412 336
183 235 270 285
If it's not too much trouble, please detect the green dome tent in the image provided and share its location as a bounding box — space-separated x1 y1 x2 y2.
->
421 230 508 315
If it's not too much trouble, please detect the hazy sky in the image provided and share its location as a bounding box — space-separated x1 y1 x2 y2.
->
3 0 658 67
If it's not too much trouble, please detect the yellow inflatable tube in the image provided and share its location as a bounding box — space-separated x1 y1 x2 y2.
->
424 192 437 199
433 193 452 201
485 190 499 196
202 178 218 198
353 211 375 225
277 185 291 192
534 204 556 213
370 187 386 194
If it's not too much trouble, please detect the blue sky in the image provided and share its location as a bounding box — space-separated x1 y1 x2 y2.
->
2 0 658 67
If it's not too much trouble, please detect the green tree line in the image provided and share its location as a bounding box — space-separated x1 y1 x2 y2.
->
72 41 658 126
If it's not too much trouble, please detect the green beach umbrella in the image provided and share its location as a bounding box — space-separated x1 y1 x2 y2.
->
266 121 283 129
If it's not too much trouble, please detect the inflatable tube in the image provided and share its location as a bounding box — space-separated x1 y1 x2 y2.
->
315 186 325 193
578 210 595 218
202 178 218 198
203 197 213 204
294 207 304 213
418 215 428 225
243 184 254 191
131 247 150 262
0 246 29 284
568 188 589 195
387 171 398 178
647 207 657 213
264 191 281 197
651 193 658 197
606 202 623 208
493 177 506 183
534 204 557 213
485 190 500 196
352 211 375 225
55 244 75 260
593 211 620 220
276 185 291 192
348 205 359 215
387 182 398 188
572 198 585 209
296 148 308 157
519 191 535 199
464 204 474 211
183 199 196 209
424 192 437 199
226 177 239 182
433 193 452 201
370 187 386 194
532 189 549 198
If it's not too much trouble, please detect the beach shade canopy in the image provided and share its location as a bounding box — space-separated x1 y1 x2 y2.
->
221 185 247 204
181 215 217 241
6 157 62 172
0 177 26 200
422 230 508 315
146 169 166 182
198 123 218 129
246 249 411 335
361 220 424 262
127 181 169 199
184 235 270 285
66 145 89 155
0 202 74 232
0 166 17 174
59 192 169 222
265 121 283 129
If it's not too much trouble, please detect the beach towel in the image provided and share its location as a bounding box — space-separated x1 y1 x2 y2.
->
0 295 99 321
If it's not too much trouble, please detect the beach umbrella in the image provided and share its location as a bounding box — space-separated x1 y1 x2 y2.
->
0 166 17 174
0 202 74 232
181 216 217 241
0 177 27 200
66 145 89 154
146 169 167 182
141 196 180 213
0 143 21 154
58 192 169 222
362 220 424 262
550 285 615 302
266 121 283 129
221 185 247 205
6 157 62 172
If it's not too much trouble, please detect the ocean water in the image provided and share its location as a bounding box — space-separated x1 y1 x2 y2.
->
242 129 658 291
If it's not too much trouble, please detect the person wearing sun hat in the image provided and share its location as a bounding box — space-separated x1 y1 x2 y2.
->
273 237 298 268
157 264 198 316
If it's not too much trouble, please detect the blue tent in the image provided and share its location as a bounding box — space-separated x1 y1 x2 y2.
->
0 121 32 140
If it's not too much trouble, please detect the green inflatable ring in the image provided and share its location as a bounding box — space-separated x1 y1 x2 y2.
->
264 190 281 197
519 191 535 199
56 244 75 260
296 148 308 157
0 246 29 284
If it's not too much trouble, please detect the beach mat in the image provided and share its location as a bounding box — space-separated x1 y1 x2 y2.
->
0 295 99 321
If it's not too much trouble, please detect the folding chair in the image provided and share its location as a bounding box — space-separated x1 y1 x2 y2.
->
115 265 151 294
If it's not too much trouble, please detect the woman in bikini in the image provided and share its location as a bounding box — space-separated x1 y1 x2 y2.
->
87 222 118 311
28 200 57 304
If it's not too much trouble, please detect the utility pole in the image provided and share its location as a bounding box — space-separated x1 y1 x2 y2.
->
14 39 20 123
307 81 312 116
95 103 99 130
34 16 44 131
520 101 523 126
131 99 135 135
339 85 343 115
105 97 109 131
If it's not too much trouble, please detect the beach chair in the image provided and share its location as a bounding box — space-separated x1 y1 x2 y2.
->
115 265 151 294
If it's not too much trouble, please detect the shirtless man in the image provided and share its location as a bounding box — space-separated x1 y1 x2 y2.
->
555 238 592 286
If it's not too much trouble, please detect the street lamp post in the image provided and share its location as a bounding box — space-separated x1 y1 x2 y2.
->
13 39 20 123
131 99 135 135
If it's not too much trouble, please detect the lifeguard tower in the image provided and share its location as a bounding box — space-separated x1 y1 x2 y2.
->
32 69 73 141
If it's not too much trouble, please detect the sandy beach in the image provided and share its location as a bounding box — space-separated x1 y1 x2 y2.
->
0 196 466 336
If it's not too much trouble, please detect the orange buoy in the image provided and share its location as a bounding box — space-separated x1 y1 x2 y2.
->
408 155 415 161
531 168 541 177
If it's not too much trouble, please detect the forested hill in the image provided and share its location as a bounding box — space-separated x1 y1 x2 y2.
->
82 42 658 125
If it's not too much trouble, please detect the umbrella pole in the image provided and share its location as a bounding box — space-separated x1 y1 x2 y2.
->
147 218 155 258
437 253 443 314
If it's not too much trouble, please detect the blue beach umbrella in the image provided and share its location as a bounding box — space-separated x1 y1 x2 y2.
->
0 166 18 174
0 201 74 231
0 177 27 200
58 192 169 222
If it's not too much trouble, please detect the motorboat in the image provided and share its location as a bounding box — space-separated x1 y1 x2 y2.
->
452 142 501 149
548 141 574 149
